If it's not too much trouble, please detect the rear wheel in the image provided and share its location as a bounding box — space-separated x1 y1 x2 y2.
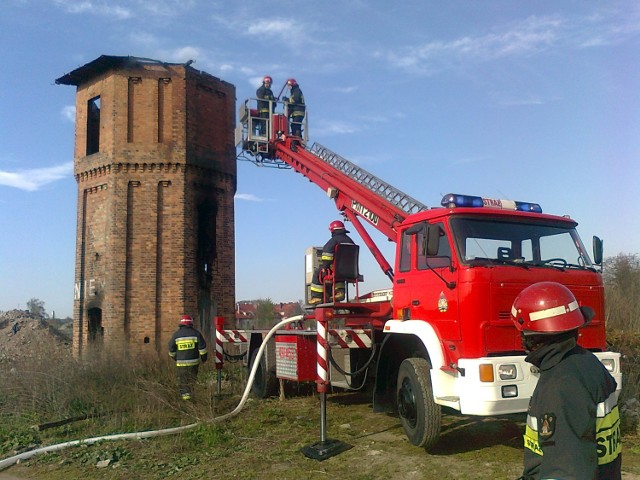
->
396 357 441 447
249 348 278 398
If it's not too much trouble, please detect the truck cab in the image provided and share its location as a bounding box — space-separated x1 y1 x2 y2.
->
379 193 619 441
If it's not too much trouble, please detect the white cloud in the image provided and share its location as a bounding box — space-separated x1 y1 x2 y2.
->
0 162 73 192
61 105 75 122
135 0 196 17
313 120 360 136
242 17 310 44
129 32 159 47
332 86 359 94
161 46 203 64
576 6 640 48
247 18 294 37
384 15 562 74
54 0 132 19
383 8 640 75
235 193 265 202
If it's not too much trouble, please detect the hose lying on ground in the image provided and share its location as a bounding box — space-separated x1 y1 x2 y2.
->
0 315 304 472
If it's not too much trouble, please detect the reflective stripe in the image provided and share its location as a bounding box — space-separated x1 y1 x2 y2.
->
176 337 198 351
596 405 621 465
176 359 200 366
199 348 208 355
528 300 579 322
524 423 543 456
168 352 176 358
526 414 538 431
310 285 324 293
321 253 334 262
525 404 621 465
596 391 617 417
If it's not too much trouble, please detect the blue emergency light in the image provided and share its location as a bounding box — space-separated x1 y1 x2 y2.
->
441 193 542 213
441 193 484 208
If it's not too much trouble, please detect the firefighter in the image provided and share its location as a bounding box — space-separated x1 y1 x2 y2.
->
511 282 621 480
256 75 275 136
168 315 208 401
285 78 305 137
309 220 355 305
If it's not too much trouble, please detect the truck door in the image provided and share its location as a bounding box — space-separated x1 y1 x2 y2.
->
394 222 460 340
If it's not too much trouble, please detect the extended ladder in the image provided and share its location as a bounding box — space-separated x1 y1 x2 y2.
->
307 142 429 216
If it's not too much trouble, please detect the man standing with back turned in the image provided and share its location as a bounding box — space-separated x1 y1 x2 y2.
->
511 282 621 479
168 315 208 401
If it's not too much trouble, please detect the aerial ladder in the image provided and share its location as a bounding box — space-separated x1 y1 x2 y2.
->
236 97 427 281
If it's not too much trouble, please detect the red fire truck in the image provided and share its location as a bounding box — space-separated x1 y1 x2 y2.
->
232 96 621 449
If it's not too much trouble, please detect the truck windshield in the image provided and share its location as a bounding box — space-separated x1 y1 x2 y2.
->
449 217 594 269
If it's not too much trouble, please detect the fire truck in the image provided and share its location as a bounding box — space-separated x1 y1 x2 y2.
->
231 95 621 449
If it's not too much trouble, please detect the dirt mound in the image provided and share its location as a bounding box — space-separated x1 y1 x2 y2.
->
0 310 71 363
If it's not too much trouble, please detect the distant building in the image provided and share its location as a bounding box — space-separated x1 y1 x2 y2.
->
235 300 303 329
56 55 237 358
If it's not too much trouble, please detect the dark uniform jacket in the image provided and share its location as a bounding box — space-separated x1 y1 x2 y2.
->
523 337 621 480
168 325 208 367
287 85 305 119
320 230 354 268
256 84 275 116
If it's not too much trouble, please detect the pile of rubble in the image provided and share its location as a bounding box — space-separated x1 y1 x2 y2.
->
0 309 71 363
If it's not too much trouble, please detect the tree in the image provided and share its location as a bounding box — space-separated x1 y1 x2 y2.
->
26 298 48 318
255 298 277 329
603 253 640 331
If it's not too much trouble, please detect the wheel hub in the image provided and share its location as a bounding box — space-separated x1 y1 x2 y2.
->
398 377 417 427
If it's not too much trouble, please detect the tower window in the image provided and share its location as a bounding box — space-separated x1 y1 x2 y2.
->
86 96 101 155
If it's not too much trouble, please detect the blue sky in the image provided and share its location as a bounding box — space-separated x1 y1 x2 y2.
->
1 1 639 318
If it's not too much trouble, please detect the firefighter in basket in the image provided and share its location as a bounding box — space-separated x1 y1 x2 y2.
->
256 75 274 136
309 220 355 305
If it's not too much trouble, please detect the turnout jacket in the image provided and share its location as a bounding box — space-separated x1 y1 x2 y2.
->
256 84 275 116
320 230 355 268
522 337 621 480
168 325 208 367
287 85 305 118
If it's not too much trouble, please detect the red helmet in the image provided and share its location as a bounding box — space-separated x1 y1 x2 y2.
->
329 220 346 232
287 78 297 86
511 282 591 335
180 315 194 326
263 75 272 84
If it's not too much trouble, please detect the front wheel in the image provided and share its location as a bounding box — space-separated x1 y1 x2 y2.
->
396 357 441 448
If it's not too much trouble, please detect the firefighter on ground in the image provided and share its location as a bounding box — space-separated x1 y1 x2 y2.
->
309 220 355 305
256 75 275 136
168 315 208 401
511 282 621 480
285 78 305 137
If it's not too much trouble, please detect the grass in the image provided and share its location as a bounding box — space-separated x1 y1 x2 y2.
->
1 335 640 479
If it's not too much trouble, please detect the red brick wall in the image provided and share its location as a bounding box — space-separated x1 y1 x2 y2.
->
72 60 236 358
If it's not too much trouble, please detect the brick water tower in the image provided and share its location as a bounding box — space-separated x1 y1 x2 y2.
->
56 56 236 358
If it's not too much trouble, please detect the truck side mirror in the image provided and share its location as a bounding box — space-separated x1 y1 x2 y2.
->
592 236 603 265
426 225 440 256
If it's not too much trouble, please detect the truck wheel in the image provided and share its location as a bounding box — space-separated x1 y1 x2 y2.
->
396 357 441 447
249 348 278 398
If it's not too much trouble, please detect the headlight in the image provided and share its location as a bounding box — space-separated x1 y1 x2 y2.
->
498 364 517 380
502 385 518 398
601 358 615 373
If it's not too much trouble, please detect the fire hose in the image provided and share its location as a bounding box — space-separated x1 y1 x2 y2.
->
0 315 304 472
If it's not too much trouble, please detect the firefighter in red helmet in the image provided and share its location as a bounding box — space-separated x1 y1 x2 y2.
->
285 78 305 137
511 282 621 480
256 75 275 136
308 220 355 305
168 315 208 400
